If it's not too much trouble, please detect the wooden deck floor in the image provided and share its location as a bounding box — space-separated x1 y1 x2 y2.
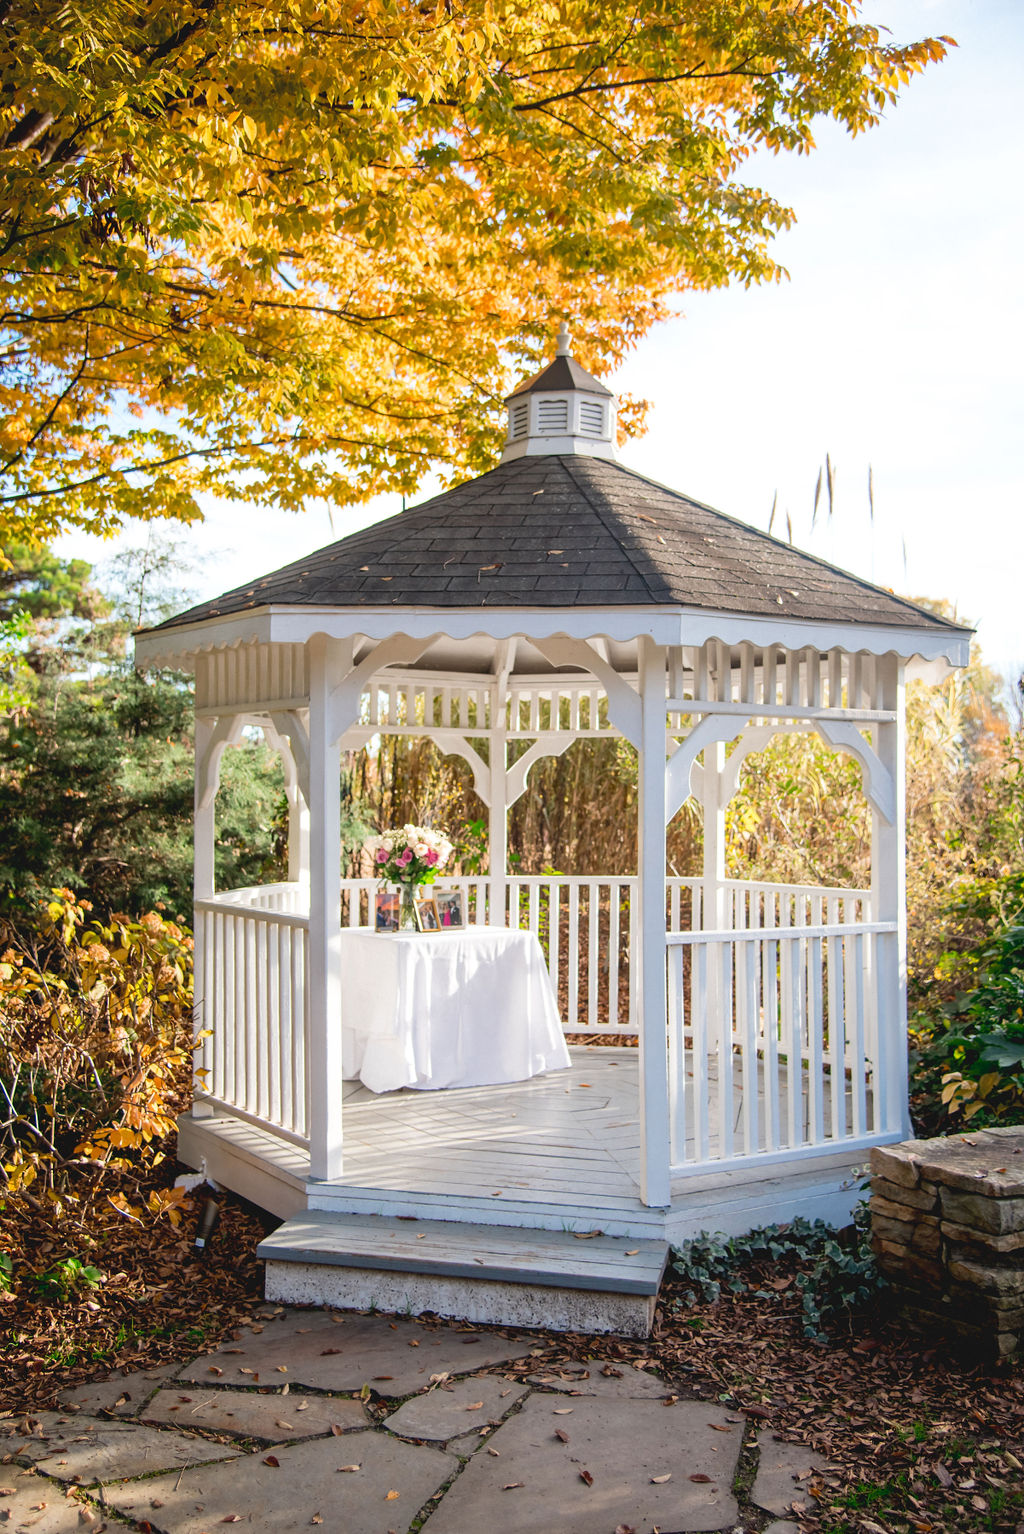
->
339 1048 642 1206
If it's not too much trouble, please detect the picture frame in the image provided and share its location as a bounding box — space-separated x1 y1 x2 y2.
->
433 888 465 930
374 889 400 932
414 895 440 932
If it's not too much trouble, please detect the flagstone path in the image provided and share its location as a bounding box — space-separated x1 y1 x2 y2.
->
1 1306 833 1533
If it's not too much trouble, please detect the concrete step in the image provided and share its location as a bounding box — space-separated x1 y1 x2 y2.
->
258 1211 669 1338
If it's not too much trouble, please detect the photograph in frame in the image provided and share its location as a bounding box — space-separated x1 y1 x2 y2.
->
415 895 440 932
434 888 465 929
375 889 400 932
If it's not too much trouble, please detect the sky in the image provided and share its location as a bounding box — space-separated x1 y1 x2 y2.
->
59 0 1023 684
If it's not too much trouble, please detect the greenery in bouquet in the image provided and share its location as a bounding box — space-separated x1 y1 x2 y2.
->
367 825 454 889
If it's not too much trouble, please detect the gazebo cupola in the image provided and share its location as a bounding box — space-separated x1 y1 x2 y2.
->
501 323 617 462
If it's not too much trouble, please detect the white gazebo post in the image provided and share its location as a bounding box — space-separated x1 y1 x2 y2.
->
306 635 345 1181
873 654 911 1139
191 716 217 1121
488 687 509 927
636 635 671 1207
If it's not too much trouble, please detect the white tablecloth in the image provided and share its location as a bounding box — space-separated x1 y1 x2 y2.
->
340 925 570 1093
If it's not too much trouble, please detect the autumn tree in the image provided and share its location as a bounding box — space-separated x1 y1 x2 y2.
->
1 0 949 542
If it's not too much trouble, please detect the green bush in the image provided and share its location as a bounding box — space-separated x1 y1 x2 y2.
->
670 1210 885 1343
911 900 1024 1133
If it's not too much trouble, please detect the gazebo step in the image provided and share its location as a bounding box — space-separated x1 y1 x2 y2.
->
258 1212 669 1338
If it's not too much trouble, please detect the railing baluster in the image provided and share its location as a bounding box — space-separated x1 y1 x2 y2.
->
740 937 759 1155
668 944 685 1162
588 883 600 1030
608 882 621 1029
568 882 580 1029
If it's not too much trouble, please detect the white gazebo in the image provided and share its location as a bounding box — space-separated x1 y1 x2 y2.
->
135 333 970 1335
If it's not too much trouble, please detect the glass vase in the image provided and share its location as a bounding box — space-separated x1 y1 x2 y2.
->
399 884 419 931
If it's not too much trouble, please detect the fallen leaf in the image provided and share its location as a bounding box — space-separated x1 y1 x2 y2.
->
651 1473 672 1484
262 1456 279 1468
579 1469 594 1487
372 1376 394 1382
320 1349 342 1357
615 1526 637 1534
487 1448 500 1457
465 1403 483 1412
625 1249 640 1256
385 1491 400 1501
688 1473 711 1483
554 1429 569 1443
553 1408 574 1415
275 1366 287 1374
502 1482 524 1490
238 1368 254 1376
337 1466 361 1474
311 1516 323 1525
573 1230 603 1240
330 1425 347 1437
710 1424 732 1433
408 1340 419 1347
221 1518 242 1524
275 1421 293 1431
934 1465 953 1488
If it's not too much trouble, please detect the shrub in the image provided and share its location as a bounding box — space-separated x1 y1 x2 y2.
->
670 1209 885 1343
911 903 1024 1133
0 889 195 1201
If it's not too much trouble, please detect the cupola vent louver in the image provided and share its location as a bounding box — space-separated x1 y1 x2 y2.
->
538 398 569 433
579 400 605 437
510 400 529 439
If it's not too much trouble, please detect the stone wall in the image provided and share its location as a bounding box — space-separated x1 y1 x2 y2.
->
870 1125 1024 1358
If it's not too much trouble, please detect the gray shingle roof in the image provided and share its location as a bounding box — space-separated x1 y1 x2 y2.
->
152 455 966 635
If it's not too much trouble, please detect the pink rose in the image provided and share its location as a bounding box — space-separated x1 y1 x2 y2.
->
375 847 389 863
425 848 439 867
397 847 413 866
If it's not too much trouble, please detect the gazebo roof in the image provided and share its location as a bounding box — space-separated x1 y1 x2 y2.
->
154 451 967 638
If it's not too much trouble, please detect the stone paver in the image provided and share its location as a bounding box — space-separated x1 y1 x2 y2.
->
0 1414 239 1485
175 1309 535 1396
104 1431 451 1534
142 1388 367 1441
56 1365 176 1418
384 1377 528 1442
6 1306 843 1533
0 1471 127 1532
528 1361 669 1398
752 1431 834 1517
422 1393 741 1534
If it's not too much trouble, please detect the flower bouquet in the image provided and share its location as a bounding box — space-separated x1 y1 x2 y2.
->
366 824 454 930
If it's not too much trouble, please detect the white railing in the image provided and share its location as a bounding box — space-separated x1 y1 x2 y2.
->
667 913 896 1176
194 891 310 1146
193 874 889 1173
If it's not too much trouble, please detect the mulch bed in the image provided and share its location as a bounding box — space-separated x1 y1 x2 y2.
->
3 1177 1022 1534
0 1173 273 1415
